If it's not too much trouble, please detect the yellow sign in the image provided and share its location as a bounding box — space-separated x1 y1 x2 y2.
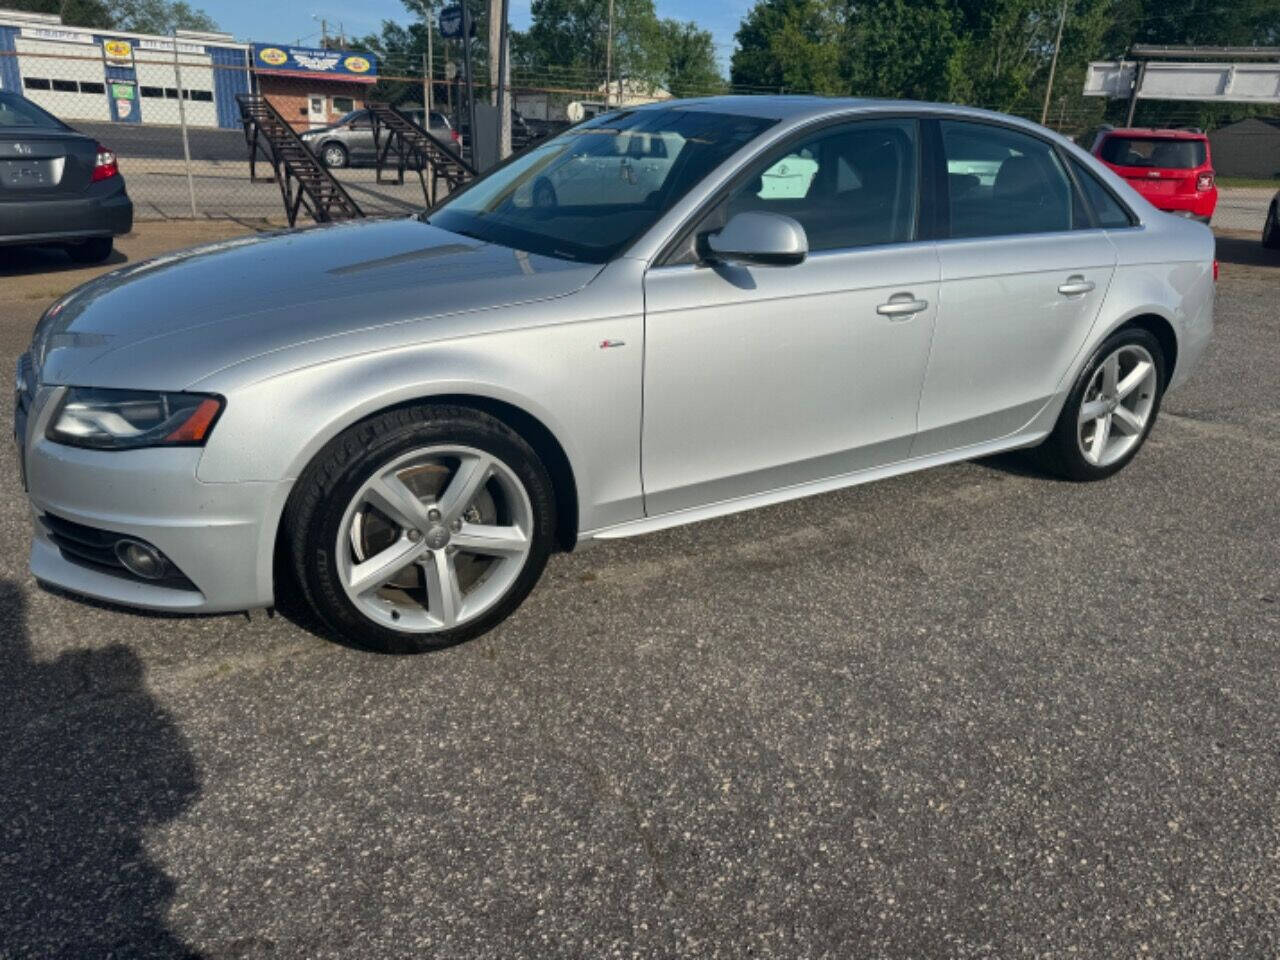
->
103 39 133 62
258 47 288 66
343 55 371 74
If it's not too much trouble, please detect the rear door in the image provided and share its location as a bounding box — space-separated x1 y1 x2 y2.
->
913 119 1116 457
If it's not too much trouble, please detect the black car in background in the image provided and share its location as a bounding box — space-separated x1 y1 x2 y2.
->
0 91 132 264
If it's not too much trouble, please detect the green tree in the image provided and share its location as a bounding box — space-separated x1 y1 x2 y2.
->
109 0 218 34
658 20 724 96
730 0 844 94
846 0 960 101
5 0 114 30
4 0 217 32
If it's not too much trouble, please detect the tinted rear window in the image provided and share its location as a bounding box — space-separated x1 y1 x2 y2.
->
1100 136 1206 169
0 92 66 129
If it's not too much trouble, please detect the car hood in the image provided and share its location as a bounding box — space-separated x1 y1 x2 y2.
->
32 217 601 390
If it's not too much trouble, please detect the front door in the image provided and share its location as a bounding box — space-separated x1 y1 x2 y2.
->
642 118 939 516
913 120 1117 457
307 94 327 129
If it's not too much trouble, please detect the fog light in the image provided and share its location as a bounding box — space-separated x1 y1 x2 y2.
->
115 539 168 580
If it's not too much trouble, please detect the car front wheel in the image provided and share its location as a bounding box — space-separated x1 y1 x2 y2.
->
1033 327 1166 481
321 143 349 169
285 405 556 653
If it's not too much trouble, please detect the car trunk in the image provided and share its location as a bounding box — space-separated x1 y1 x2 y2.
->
0 131 96 202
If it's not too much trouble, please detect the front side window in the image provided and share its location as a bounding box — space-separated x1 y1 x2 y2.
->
942 120 1077 238
428 108 775 263
724 118 919 252
1100 136 1206 170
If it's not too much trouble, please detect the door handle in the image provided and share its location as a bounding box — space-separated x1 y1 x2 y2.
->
876 293 929 318
1058 275 1095 296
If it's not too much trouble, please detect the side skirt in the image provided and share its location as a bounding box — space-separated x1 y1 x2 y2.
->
580 426 1051 544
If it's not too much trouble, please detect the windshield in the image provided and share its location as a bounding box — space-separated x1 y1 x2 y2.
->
1101 136 1206 169
0 92 67 129
427 108 776 263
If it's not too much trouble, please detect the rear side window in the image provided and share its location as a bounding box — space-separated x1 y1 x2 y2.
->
1069 157 1134 228
941 120 1077 238
1100 136 1206 169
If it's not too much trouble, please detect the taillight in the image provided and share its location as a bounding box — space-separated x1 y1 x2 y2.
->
451 129 460 143
1196 171 1215 191
1213 259 1219 281
90 143 118 182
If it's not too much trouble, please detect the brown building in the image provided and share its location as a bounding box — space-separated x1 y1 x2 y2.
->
249 42 378 132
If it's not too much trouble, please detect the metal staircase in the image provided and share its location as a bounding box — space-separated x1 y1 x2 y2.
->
366 101 476 207
236 94 364 227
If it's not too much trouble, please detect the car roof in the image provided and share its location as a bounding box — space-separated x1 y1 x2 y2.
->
626 95 1047 127
1102 127 1207 140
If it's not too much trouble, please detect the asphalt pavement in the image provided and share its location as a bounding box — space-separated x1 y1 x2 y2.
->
0 227 1277 958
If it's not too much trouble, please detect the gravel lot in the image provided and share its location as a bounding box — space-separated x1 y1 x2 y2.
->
1 226 1277 958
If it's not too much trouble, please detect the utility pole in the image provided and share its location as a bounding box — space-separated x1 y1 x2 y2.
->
489 0 501 106
425 5 434 114
1039 0 1068 125
604 0 614 107
496 0 510 158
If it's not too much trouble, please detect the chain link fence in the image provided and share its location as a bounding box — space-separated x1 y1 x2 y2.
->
3 46 1276 232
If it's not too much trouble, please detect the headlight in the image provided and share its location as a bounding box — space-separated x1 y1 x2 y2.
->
46 388 223 450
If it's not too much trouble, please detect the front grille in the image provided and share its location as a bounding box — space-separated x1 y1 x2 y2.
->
40 513 198 591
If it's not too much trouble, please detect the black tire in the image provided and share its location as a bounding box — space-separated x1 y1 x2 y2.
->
320 142 348 169
284 404 556 653
65 237 113 264
1263 203 1280 250
1031 326 1167 482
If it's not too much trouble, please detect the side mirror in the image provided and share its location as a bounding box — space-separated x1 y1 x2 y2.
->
705 211 808 267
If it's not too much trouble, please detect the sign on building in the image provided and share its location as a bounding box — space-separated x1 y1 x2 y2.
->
250 43 378 81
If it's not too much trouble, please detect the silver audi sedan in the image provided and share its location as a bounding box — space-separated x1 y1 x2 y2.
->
15 97 1215 653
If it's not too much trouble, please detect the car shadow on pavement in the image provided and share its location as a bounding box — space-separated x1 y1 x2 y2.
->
0 244 127 278
1214 234 1280 269
0 579 202 958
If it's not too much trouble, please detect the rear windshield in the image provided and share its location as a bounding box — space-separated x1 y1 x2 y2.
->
0 92 67 129
1100 136 1206 169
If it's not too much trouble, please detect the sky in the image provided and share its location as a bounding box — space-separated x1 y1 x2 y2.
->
198 0 746 71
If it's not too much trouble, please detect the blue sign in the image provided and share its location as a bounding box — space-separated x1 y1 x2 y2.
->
251 43 378 80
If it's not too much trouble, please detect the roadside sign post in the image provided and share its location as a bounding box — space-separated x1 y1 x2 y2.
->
439 5 478 167
172 32 198 218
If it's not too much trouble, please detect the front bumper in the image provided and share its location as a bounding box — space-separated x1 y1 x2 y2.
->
0 179 133 247
18 384 289 613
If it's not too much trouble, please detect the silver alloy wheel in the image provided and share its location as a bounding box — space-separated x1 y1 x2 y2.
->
323 144 346 168
1077 344 1158 468
335 445 533 633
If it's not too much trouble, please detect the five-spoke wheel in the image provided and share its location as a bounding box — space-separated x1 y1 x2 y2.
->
1034 326 1167 481
336 446 534 632
286 406 555 653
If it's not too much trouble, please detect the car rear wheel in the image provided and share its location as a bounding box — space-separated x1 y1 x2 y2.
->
1264 204 1280 250
321 143 348 169
1032 327 1166 481
285 405 556 653
65 237 113 264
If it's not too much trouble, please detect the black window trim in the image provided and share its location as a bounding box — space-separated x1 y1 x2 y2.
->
654 111 929 267
1058 146 1140 230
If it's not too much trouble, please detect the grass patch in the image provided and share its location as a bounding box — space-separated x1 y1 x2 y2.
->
1217 177 1280 190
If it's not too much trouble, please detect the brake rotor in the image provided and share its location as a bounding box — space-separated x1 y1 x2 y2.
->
350 460 498 594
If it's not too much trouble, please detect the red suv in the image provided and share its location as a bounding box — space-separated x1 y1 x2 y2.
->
1091 127 1217 223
